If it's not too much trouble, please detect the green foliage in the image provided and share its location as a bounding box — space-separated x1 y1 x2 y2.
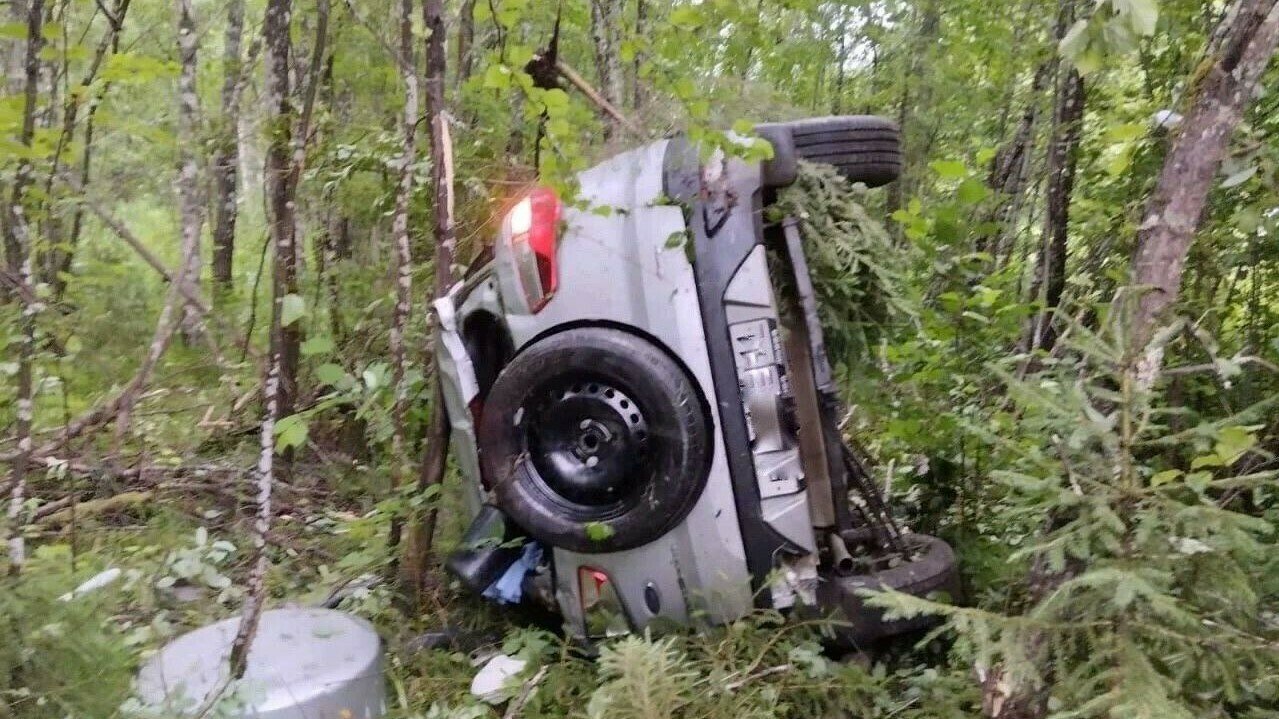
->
773 161 914 363
586 634 699 719
1062 0 1161 74
0 566 136 719
868 306 1279 717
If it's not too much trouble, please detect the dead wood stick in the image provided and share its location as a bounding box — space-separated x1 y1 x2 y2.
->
502 665 549 719
724 664 792 691
550 58 643 136
37 490 153 528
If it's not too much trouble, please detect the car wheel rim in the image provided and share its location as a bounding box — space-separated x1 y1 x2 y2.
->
525 380 650 509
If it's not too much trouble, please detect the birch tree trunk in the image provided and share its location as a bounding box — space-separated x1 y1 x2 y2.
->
387 0 418 555
211 0 246 298
176 0 205 343
221 0 292 690
1128 0 1279 350
589 0 623 136
3 0 43 286
226 342 279 681
3 0 25 95
4 0 43 576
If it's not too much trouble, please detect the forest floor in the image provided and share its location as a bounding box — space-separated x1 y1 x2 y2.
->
14 446 974 719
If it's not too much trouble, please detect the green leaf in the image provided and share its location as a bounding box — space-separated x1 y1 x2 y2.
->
274 414 309 453
316 363 346 386
99 54 179 83
669 6 703 29
541 88 569 111
1221 166 1257 189
731 118 755 136
482 63 511 90
930 160 967 179
1075 47 1105 75
301 335 334 357
1150 469 1181 487
0 22 27 40
280 294 306 327
957 178 990 204
1116 0 1159 35
1185 471 1213 494
1191 454 1224 470
1214 425 1256 465
1105 123 1145 142
1059 19 1091 64
584 522 615 542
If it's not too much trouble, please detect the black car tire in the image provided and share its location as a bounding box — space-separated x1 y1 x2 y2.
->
757 115 902 188
820 533 959 644
478 327 711 554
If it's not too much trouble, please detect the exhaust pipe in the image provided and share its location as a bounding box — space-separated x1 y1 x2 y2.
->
828 532 856 577
446 505 523 595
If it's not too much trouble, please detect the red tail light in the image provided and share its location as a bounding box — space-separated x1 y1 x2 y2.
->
578 566 629 636
505 186 562 312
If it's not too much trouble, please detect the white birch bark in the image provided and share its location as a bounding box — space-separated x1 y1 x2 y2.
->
390 0 418 499
176 0 205 342
4 0 42 577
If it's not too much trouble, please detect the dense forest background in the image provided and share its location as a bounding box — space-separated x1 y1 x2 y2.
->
3 0 1279 717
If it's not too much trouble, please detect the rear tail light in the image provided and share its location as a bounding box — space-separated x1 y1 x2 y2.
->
504 187 562 312
578 567 629 637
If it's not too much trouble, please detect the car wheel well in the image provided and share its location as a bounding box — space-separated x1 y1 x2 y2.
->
462 310 514 401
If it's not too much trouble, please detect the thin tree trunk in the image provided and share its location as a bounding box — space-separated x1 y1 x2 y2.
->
589 0 623 137
886 0 940 240
1023 0 1085 354
218 0 293 693
456 0 476 88
833 5 848 113
226 334 278 681
176 0 205 344
5 0 44 577
1128 0 1279 350
3 0 44 287
387 0 419 557
1025 66 1083 353
0 0 30 302
211 0 247 298
986 62 1051 261
4 1 26 94
400 0 456 601
632 0 646 111
264 0 300 417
